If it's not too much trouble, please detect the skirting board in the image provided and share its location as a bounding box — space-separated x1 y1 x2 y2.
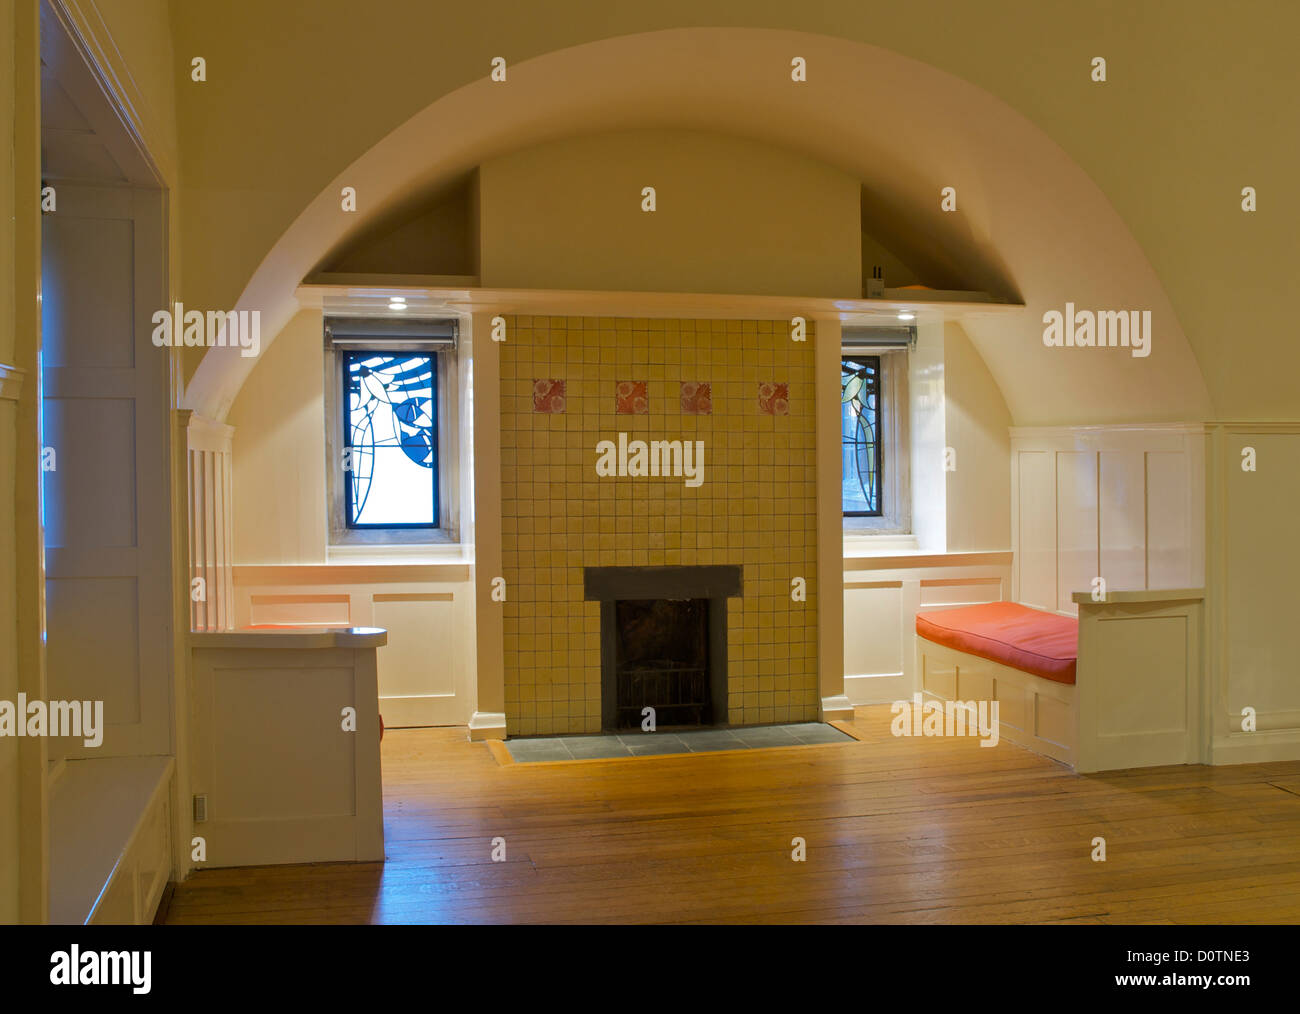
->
820 694 854 722
1212 729 1300 765
845 671 908 706
469 711 507 741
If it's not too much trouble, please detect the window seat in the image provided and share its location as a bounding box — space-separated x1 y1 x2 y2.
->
914 603 1077 765
48 755 173 925
913 593 1205 772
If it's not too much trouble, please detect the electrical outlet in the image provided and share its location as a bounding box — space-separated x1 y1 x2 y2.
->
193 794 208 823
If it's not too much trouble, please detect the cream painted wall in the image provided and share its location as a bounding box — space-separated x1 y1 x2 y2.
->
479 129 860 297
227 308 479 725
77 0 179 184
165 2 1298 425
229 309 328 565
178 26 1214 429
944 322 1011 552
908 320 947 552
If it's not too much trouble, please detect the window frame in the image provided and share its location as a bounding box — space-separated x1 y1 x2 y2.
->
842 347 911 536
323 318 461 548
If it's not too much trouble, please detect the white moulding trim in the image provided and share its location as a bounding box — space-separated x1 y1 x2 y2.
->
469 711 507 741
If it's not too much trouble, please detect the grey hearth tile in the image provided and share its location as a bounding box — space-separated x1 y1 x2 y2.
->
787 724 853 744
616 728 686 743
563 737 632 759
731 725 801 746
683 739 745 752
677 729 740 744
624 736 687 756
502 723 853 762
505 740 573 762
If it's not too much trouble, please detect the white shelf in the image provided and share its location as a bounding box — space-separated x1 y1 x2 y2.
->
295 280 1023 325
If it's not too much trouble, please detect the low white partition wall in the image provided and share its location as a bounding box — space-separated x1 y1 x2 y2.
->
844 550 1013 706
233 563 476 728
189 627 387 869
1073 589 1205 774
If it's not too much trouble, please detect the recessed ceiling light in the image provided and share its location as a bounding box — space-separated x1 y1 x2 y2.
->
897 312 915 321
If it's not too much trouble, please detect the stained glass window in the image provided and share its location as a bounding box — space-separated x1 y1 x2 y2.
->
343 351 437 528
841 355 882 516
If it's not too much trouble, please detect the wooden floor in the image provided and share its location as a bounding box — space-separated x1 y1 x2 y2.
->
164 706 1300 924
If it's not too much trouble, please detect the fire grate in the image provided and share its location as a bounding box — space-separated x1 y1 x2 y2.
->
615 662 710 728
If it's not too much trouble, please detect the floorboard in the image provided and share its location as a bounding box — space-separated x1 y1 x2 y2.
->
164 706 1300 924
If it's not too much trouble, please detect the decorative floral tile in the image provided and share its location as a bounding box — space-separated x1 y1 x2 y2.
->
680 381 712 415
616 380 648 415
533 379 566 413
758 381 789 416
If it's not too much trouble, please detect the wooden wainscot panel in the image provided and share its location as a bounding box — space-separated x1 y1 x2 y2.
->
992 676 1028 734
922 654 957 700
249 593 351 627
190 629 386 868
956 662 994 704
1073 590 1203 773
1035 691 1073 749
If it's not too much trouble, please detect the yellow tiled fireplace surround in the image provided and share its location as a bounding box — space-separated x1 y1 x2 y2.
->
500 316 819 736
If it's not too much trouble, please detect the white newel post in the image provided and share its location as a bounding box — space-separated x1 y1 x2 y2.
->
182 411 235 632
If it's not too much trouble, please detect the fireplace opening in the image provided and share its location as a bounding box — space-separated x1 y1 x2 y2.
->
614 598 710 729
585 565 741 732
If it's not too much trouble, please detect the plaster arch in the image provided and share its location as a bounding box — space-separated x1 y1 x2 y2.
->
184 27 1211 426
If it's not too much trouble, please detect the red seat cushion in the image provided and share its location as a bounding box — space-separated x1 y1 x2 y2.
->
915 602 1078 684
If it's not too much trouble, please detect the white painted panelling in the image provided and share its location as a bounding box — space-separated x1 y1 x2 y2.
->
187 415 236 632
919 578 1004 606
46 577 141 724
842 552 1012 706
249 594 351 627
1100 450 1146 594
1076 595 1202 772
1011 426 1204 616
843 584 903 677
213 666 357 819
191 643 384 867
1146 450 1192 588
1056 451 1098 615
233 565 476 726
1210 425 1300 764
1015 450 1056 611
373 593 460 702
41 185 171 759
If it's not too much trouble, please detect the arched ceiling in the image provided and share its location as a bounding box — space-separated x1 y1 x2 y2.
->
185 28 1211 425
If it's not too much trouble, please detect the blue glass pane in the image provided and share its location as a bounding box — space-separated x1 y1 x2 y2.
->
345 352 437 526
841 357 880 515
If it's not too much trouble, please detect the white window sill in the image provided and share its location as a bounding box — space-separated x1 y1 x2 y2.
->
326 541 473 565
843 532 920 557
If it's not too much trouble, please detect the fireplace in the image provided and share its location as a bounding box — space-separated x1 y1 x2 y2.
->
584 566 743 731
